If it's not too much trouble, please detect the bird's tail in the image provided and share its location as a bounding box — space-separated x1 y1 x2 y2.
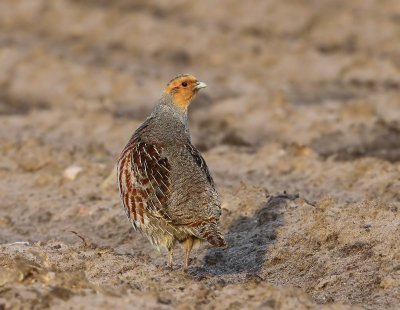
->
198 223 226 247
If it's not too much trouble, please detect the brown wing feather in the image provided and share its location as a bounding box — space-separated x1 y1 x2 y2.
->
117 137 172 225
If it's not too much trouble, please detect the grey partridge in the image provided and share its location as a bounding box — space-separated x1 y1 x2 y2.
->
117 74 226 271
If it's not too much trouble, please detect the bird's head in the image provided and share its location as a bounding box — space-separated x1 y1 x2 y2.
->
163 74 207 110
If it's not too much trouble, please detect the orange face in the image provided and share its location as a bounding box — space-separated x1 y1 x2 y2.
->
163 74 207 110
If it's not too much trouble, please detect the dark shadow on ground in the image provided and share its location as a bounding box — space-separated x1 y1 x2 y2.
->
191 193 298 278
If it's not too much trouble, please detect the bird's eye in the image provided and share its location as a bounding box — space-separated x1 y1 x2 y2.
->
181 82 188 87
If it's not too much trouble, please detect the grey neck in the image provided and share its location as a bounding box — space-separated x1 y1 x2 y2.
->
152 94 189 127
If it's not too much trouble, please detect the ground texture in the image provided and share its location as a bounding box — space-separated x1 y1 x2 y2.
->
0 0 399 309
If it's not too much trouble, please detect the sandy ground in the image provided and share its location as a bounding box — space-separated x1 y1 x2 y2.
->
0 0 400 309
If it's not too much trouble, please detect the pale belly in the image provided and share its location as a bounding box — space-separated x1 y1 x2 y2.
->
127 213 200 250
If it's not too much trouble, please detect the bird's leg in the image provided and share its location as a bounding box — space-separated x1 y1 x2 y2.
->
167 247 173 269
183 237 194 272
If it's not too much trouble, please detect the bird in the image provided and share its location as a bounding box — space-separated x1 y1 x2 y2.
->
117 74 226 271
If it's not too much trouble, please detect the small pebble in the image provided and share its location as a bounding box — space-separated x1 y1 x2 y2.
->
63 165 83 180
361 224 372 229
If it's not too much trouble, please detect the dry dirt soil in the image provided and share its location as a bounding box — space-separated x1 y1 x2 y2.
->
0 1 400 309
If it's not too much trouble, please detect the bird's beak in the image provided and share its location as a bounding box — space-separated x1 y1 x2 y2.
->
194 81 207 90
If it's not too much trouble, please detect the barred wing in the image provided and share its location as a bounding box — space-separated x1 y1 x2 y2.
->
117 138 172 224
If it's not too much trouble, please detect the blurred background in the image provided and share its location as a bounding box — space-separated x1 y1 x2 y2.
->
0 1 399 309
